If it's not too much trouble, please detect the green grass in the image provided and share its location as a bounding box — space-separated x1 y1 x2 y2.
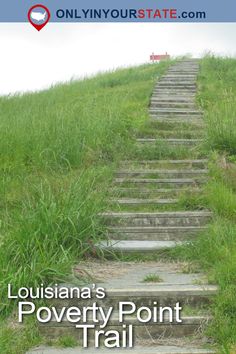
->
198 56 236 155
56 335 78 348
0 318 41 354
142 274 163 283
0 61 172 352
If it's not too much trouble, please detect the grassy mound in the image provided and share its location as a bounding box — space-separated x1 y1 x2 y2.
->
1 56 236 353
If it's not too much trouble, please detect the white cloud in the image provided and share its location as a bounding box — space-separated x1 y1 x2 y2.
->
0 23 235 95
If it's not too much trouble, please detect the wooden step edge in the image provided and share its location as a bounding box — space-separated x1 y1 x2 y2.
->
109 198 179 205
99 211 213 217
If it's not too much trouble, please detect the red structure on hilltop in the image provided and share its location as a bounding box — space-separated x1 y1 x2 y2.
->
150 52 170 62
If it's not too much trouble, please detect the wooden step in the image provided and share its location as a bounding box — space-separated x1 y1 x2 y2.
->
163 75 197 78
27 346 216 354
110 187 201 197
120 159 208 168
151 97 195 103
150 102 196 108
110 198 178 206
164 75 197 78
149 109 202 115
149 117 204 125
154 88 196 91
38 314 211 342
107 225 207 241
116 169 208 178
100 211 212 227
153 87 196 91
157 86 196 90
136 138 203 146
114 178 206 188
158 81 196 85
98 239 186 254
139 130 204 139
152 93 196 97
152 95 195 98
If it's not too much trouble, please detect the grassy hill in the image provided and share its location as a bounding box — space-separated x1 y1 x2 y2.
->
0 57 236 353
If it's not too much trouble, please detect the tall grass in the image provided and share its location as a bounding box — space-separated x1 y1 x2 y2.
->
0 67 160 170
0 316 42 354
0 62 171 324
198 56 236 154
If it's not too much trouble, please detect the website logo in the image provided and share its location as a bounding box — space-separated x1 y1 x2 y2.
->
28 4 51 31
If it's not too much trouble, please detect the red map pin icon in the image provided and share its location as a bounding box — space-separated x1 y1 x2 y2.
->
28 4 51 31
